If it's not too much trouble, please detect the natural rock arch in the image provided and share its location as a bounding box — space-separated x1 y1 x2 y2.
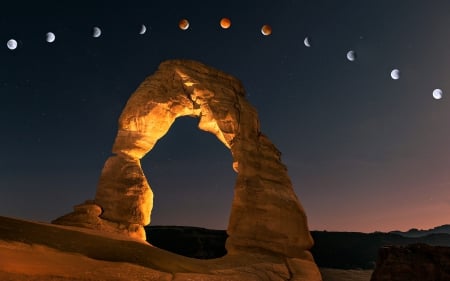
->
54 59 314 259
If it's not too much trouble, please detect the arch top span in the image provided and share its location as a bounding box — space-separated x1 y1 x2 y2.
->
112 60 249 160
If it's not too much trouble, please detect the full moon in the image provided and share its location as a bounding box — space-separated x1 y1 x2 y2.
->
391 69 400 80
92 27 102 38
220 18 231 29
432 89 443 100
46 32 55 43
179 19 190 30
261 24 272 36
346 50 356 61
304 36 311 47
7 39 17 50
139 24 147 35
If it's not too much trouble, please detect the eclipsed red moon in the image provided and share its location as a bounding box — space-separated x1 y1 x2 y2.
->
179 19 190 30
220 18 231 29
261 24 272 36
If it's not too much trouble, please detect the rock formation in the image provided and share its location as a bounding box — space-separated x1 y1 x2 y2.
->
53 59 321 280
370 244 450 281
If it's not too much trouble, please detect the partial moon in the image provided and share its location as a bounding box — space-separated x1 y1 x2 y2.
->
390 69 400 80
7 39 17 50
432 89 443 100
346 50 356 61
46 32 56 43
304 36 311 47
92 26 102 38
220 18 231 29
179 19 190 30
261 24 272 36
139 24 147 35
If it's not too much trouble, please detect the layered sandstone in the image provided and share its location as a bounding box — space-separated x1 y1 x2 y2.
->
52 59 321 280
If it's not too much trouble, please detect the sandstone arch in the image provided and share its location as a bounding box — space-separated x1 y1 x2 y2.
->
54 59 314 259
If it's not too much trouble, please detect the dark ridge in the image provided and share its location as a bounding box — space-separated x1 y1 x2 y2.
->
145 225 228 259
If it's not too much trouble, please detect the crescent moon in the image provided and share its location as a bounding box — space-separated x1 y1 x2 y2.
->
432 89 443 100
93 26 102 38
346 50 356 61
390 69 400 80
261 24 272 36
139 24 147 35
46 32 56 43
304 36 310 47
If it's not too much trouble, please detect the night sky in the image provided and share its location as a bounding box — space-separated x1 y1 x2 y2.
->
1 0 449 233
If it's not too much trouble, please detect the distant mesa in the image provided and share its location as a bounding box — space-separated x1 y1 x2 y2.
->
179 19 190 30
52 59 321 280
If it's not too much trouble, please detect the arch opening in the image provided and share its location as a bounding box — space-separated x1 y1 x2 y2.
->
141 116 235 229
141 116 235 259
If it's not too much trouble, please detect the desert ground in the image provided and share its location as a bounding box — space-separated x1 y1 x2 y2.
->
0 216 372 281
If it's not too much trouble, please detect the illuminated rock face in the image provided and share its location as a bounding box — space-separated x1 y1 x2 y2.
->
98 60 314 258
55 59 315 259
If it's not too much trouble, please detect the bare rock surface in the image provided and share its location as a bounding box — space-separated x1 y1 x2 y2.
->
51 59 321 279
0 216 320 281
370 244 450 281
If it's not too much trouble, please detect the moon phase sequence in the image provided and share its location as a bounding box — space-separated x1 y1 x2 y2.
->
2 18 445 101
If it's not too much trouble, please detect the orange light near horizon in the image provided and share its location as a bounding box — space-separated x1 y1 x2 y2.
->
220 18 231 29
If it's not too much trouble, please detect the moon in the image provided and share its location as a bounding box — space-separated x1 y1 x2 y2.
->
220 18 231 29
304 36 311 47
92 26 102 38
7 39 17 50
432 89 443 100
46 32 56 43
179 19 190 30
346 50 356 61
139 24 147 35
261 25 272 36
391 69 400 80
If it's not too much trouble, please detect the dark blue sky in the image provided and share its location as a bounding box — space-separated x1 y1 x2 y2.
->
1 0 449 232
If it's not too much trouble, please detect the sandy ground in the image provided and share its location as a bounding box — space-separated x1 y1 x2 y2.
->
0 216 373 281
0 241 173 281
0 241 372 281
